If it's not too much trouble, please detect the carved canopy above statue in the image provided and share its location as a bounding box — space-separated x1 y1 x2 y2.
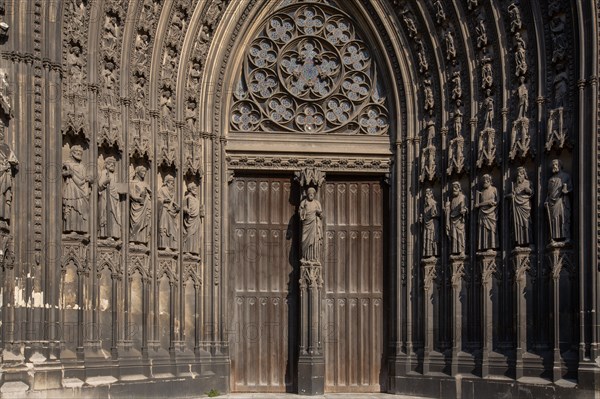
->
230 1 389 135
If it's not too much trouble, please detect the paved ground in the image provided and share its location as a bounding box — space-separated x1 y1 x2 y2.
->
217 394 428 398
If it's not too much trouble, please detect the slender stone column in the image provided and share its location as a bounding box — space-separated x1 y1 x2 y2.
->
479 250 497 377
547 244 572 382
422 257 438 374
450 254 467 376
513 247 532 379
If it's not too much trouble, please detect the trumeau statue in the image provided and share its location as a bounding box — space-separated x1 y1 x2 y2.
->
129 165 151 244
475 174 499 251
420 188 439 258
62 145 92 234
0 128 17 226
98 157 122 240
183 182 204 255
506 167 533 246
545 159 572 245
445 181 467 255
158 175 180 250
299 187 323 262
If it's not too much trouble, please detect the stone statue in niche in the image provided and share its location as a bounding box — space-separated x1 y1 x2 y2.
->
506 166 533 247
433 0 446 24
445 181 467 255
101 60 118 107
546 70 568 151
447 109 465 175
129 165 151 244
0 129 17 226
134 32 150 67
451 72 462 104
514 32 527 77
299 187 323 262
510 77 531 160
183 182 204 255
445 31 456 62
98 157 123 240
420 188 439 258
423 79 434 114
418 48 429 74
62 145 92 234
508 2 522 33
185 100 198 132
477 93 496 168
402 11 418 39
158 175 180 250
476 18 488 50
102 14 119 58
481 56 493 90
545 159 572 245
420 120 436 182
475 174 499 251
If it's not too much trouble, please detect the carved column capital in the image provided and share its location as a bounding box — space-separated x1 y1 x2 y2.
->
295 167 326 189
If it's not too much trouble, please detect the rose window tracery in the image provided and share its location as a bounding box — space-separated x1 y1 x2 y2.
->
230 1 389 135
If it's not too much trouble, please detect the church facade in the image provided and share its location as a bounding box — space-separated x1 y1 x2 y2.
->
0 0 598 397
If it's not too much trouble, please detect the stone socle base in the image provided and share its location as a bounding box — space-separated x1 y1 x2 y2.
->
297 356 325 396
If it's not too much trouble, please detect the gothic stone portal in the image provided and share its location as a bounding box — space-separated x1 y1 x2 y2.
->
228 176 387 393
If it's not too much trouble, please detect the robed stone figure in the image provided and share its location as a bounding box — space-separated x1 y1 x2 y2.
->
445 181 467 255
545 159 572 244
476 174 499 251
158 175 180 250
129 166 151 244
183 182 204 254
420 188 439 258
299 187 323 262
63 145 91 233
98 157 121 239
506 167 532 246
0 133 17 225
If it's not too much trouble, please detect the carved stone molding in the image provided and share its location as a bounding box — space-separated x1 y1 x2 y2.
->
226 154 391 173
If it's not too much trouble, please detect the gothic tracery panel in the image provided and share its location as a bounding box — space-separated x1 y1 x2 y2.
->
230 2 389 135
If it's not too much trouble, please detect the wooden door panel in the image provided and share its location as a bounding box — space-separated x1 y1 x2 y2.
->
229 177 296 393
324 179 386 392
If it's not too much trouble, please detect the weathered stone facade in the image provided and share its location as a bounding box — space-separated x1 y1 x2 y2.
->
0 0 598 397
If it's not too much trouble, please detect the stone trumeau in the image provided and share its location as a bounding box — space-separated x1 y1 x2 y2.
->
0 0 597 397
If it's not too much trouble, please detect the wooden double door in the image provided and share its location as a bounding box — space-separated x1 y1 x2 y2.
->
228 175 387 393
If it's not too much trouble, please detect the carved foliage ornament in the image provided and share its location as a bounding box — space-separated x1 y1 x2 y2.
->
231 3 389 135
